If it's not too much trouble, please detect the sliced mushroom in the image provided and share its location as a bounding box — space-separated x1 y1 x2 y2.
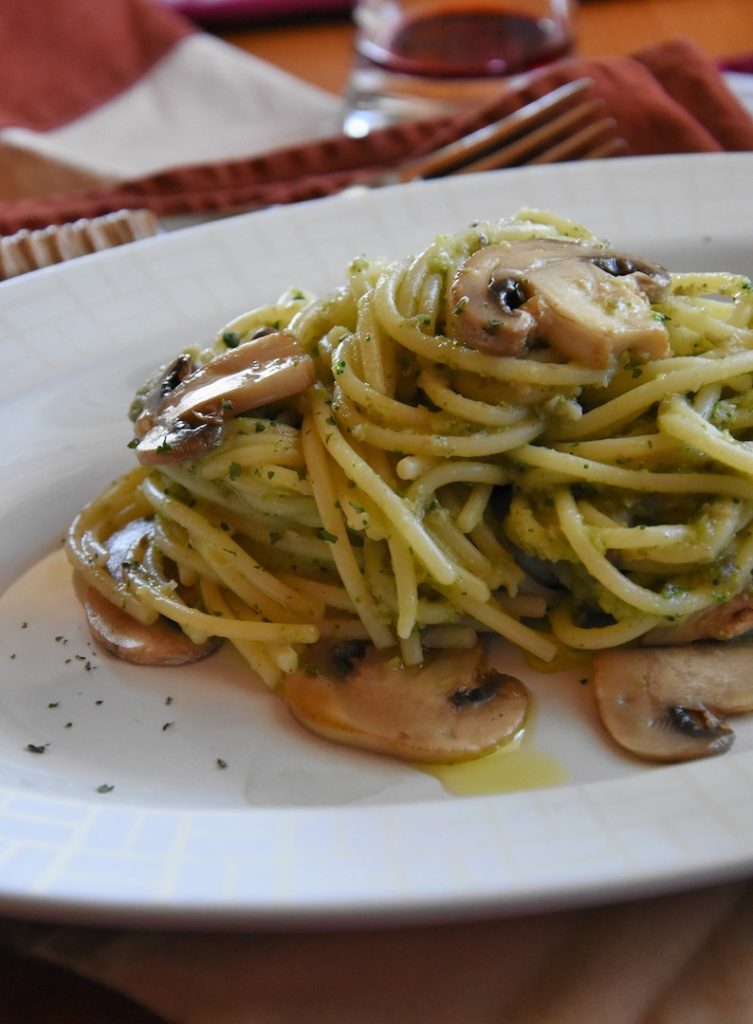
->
85 587 220 665
449 251 536 356
643 590 753 646
592 643 753 762
446 238 671 367
282 640 529 763
100 516 154 583
522 258 670 367
136 411 225 465
134 330 315 465
130 352 196 436
588 252 671 303
83 518 220 665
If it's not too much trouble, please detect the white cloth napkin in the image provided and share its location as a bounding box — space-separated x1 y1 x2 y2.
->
2 32 342 182
0 32 342 186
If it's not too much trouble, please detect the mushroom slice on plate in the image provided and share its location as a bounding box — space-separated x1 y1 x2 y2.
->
448 244 538 357
130 352 197 436
593 643 753 762
446 238 671 366
135 330 315 465
135 411 225 466
162 330 315 423
83 518 220 665
520 257 670 367
85 587 220 666
642 589 753 646
283 640 529 763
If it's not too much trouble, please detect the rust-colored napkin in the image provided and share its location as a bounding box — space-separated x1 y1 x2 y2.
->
0 0 341 229
1 5 752 236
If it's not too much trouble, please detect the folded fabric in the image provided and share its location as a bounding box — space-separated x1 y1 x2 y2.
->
3 879 753 1024
163 0 354 24
0 0 341 211
2 30 753 237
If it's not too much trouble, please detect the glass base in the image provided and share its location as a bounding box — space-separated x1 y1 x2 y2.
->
342 61 535 137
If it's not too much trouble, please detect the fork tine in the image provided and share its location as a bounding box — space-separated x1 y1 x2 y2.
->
392 78 594 182
580 135 628 160
454 98 606 174
527 117 621 165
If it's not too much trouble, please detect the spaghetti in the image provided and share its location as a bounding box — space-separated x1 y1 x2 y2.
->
67 210 753 744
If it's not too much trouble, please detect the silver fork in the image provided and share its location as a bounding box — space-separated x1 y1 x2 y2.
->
375 78 625 185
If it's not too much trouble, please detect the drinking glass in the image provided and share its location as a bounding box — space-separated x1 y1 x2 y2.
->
343 0 577 135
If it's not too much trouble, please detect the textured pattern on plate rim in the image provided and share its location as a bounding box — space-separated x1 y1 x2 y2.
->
0 153 752 925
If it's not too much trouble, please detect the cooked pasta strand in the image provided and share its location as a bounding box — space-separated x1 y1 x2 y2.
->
66 209 753 718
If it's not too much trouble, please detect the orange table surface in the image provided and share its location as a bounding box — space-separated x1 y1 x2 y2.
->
218 0 753 95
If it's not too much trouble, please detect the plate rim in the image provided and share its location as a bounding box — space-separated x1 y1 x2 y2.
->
2 152 753 927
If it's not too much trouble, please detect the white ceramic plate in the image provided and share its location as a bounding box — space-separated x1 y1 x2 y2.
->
2 153 753 928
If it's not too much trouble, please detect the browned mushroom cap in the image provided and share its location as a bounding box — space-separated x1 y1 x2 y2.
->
446 238 671 367
135 330 315 465
85 587 220 665
83 518 220 665
282 640 529 763
592 643 753 762
136 411 225 466
448 244 538 357
587 251 671 303
643 590 753 646
130 352 197 436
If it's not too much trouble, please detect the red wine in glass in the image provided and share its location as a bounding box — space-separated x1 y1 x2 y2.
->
344 1 576 134
359 7 573 79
